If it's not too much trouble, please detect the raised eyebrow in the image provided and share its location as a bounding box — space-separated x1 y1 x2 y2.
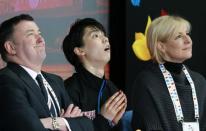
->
88 29 104 35
25 29 33 33
25 29 41 33
26 29 41 32
175 31 184 35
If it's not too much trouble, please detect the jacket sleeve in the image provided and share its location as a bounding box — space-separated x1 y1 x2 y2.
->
93 114 112 131
190 71 206 131
64 77 82 107
64 117 94 131
0 75 48 131
131 73 163 131
52 75 94 131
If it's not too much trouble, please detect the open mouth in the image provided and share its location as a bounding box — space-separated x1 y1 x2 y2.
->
104 47 110 51
104 45 110 52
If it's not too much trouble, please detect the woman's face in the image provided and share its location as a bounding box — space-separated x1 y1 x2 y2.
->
159 24 192 63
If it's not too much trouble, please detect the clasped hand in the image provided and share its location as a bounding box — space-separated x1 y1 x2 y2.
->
100 90 127 124
40 104 82 130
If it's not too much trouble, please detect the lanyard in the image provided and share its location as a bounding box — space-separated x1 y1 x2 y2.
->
97 80 106 113
159 64 199 122
42 76 61 117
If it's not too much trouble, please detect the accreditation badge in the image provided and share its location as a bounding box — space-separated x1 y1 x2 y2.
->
182 122 199 131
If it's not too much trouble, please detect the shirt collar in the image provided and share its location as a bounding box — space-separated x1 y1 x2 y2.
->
20 65 41 80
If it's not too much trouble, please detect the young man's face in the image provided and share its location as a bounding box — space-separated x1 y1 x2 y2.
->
80 27 110 65
11 20 46 67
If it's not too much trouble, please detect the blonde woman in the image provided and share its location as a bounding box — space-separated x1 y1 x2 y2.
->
131 15 206 131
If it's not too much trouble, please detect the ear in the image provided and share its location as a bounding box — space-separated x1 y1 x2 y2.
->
4 41 16 55
157 41 166 54
73 47 85 56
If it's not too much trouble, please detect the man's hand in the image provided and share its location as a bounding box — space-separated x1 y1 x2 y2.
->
100 90 127 122
112 93 127 124
61 104 83 118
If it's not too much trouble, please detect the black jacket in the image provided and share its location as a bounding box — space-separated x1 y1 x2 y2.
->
64 66 119 131
131 62 206 131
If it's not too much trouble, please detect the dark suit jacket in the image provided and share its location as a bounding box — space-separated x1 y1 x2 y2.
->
0 62 94 131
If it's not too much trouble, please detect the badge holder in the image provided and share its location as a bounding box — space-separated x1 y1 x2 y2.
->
182 121 199 131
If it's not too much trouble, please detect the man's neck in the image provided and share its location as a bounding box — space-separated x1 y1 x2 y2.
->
84 64 105 78
8 59 42 73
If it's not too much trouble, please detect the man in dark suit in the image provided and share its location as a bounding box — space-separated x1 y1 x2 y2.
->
0 14 94 131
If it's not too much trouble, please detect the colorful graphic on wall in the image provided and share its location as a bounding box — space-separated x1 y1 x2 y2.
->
132 16 151 61
0 0 109 79
0 0 74 15
131 0 141 6
131 10 168 61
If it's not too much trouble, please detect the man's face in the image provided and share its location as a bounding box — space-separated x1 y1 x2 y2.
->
81 27 110 65
11 20 46 67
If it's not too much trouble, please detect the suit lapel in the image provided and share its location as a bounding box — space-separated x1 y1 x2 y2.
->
7 63 50 115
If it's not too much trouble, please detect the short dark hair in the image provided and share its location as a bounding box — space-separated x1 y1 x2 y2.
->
62 18 106 69
0 14 34 61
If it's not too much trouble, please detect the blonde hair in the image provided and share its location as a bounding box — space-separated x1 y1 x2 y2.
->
146 15 191 63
